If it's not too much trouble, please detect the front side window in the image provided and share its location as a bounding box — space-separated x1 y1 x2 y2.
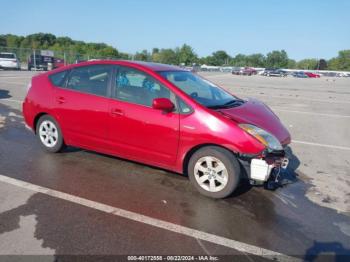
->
177 97 193 114
66 65 112 97
159 71 243 109
114 67 175 107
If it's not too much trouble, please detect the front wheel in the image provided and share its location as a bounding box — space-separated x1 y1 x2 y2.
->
36 115 65 153
188 146 241 198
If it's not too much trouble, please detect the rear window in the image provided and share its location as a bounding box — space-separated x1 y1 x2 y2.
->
49 70 69 87
0 53 16 59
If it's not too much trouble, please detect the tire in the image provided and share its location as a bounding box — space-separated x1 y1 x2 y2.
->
188 146 241 198
36 115 65 153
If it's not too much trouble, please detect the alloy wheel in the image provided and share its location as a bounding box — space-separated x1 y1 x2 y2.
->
194 156 229 192
39 120 59 148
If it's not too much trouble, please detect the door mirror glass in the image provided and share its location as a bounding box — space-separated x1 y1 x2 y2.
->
152 98 174 112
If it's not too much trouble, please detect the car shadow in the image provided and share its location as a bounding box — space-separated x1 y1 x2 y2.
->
280 145 300 185
62 145 301 199
0 89 11 99
61 146 83 153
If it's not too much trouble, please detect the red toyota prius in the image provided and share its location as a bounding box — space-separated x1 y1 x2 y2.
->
23 60 291 198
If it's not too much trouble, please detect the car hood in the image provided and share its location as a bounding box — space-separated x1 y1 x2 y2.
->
217 98 291 145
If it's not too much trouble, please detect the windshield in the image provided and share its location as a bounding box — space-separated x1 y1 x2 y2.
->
158 71 242 109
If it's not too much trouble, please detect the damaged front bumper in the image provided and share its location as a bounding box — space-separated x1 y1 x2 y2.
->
238 149 289 186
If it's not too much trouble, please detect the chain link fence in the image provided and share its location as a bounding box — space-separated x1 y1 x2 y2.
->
0 47 123 71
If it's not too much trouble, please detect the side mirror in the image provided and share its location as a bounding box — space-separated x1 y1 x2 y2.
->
152 98 175 112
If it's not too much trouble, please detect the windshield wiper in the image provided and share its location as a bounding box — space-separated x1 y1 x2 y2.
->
223 99 244 106
208 99 244 109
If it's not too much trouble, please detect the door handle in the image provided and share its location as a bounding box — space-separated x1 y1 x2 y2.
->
56 96 66 104
111 108 124 116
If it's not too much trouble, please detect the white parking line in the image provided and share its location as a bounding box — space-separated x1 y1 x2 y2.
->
0 76 33 79
238 93 350 104
202 74 229 78
0 98 23 104
272 108 350 118
292 140 350 151
0 174 298 262
0 80 27 85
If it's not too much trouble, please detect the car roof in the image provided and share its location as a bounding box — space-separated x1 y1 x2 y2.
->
67 60 185 72
126 61 184 72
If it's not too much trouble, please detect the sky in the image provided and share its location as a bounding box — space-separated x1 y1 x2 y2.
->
1 0 349 60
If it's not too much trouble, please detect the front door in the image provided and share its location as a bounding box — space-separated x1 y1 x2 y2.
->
107 66 180 168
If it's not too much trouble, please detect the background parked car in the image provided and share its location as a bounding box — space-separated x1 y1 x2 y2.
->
292 71 309 78
232 67 257 76
231 67 242 75
241 67 257 76
0 52 20 70
263 68 287 77
27 54 54 71
263 68 274 76
305 72 320 78
336 72 350 77
220 67 233 73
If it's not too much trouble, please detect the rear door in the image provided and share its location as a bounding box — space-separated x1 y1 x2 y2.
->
53 64 112 149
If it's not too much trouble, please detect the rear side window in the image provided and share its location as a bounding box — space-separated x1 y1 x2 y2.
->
66 65 112 97
49 70 68 87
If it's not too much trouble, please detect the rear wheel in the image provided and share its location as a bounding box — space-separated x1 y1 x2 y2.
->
36 115 65 153
188 146 241 198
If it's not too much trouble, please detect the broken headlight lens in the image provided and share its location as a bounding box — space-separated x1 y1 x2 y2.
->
239 124 283 151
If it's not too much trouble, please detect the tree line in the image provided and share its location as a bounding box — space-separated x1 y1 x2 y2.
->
1 33 349 71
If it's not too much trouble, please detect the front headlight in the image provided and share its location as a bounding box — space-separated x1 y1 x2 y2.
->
239 124 283 151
